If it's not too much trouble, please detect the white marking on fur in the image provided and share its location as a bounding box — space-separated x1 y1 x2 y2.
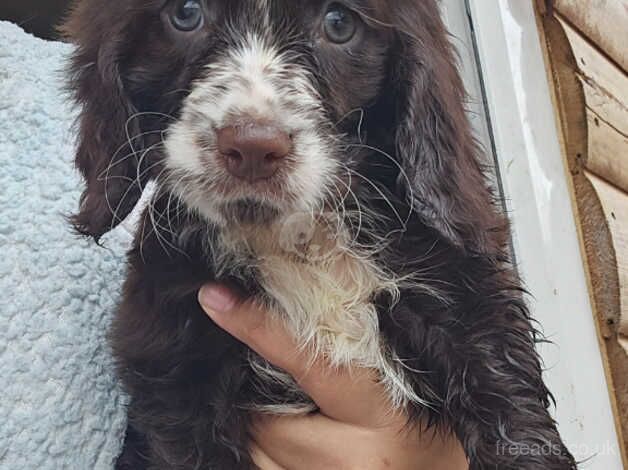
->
214 215 429 412
164 33 334 224
162 30 427 413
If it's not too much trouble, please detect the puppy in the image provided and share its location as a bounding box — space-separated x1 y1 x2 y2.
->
63 0 577 468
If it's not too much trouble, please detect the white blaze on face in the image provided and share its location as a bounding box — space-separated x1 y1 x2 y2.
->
163 31 338 225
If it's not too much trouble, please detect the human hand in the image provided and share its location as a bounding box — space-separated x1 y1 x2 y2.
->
199 284 469 470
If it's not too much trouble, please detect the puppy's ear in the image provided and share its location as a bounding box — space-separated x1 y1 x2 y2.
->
392 2 504 254
63 2 145 240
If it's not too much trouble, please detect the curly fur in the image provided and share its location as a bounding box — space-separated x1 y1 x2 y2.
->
63 0 577 468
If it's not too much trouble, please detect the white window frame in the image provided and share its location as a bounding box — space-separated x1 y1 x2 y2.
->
441 1 624 467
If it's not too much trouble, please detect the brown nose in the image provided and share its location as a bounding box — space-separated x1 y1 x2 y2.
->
216 121 292 182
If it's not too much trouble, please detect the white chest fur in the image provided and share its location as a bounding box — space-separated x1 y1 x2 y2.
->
215 213 423 410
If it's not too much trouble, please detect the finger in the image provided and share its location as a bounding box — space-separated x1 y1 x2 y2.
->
198 284 400 427
252 414 469 470
251 414 357 470
250 444 286 470
295 360 401 428
198 284 304 373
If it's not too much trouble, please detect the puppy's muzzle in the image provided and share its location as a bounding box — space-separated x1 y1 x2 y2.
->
217 118 293 182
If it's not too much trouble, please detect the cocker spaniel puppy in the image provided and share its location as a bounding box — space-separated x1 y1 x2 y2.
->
63 0 577 468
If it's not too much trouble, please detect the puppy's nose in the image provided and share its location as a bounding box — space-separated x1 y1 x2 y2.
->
216 121 292 181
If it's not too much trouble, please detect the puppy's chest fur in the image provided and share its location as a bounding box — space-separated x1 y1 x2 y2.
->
210 217 419 411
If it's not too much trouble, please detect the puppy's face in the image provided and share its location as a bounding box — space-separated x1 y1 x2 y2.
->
119 0 393 227
68 0 496 252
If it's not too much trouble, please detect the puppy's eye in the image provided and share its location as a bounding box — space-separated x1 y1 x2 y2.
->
171 0 203 31
323 3 358 44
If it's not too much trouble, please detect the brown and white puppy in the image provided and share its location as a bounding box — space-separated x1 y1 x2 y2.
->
63 1 577 468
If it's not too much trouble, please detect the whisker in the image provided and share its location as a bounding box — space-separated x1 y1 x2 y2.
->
332 107 364 128
343 143 416 226
330 173 365 248
145 177 190 259
343 166 408 233
104 141 164 233
100 128 167 180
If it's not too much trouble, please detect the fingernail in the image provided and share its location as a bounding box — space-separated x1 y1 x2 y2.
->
199 284 238 314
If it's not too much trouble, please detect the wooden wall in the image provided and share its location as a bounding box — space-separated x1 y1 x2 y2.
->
536 0 628 458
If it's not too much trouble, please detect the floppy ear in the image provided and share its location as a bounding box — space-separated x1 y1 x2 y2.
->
63 2 146 241
392 2 504 254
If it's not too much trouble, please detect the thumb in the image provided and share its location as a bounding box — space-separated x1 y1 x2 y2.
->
198 283 303 373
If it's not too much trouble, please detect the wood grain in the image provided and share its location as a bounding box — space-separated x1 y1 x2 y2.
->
553 0 628 72
587 111 628 193
558 17 628 192
587 173 628 348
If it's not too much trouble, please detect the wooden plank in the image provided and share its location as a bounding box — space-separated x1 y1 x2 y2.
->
586 172 628 354
553 0 628 72
587 111 628 193
581 78 628 136
558 16 628 106
579 172 622 339
556 18 628 192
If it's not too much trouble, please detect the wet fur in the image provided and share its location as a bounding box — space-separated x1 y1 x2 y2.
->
63 0 577 468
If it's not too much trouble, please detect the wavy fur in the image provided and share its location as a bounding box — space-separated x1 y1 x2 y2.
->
63 1 577 468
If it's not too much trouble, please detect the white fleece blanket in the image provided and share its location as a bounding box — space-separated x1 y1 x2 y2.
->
0 22 128 469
